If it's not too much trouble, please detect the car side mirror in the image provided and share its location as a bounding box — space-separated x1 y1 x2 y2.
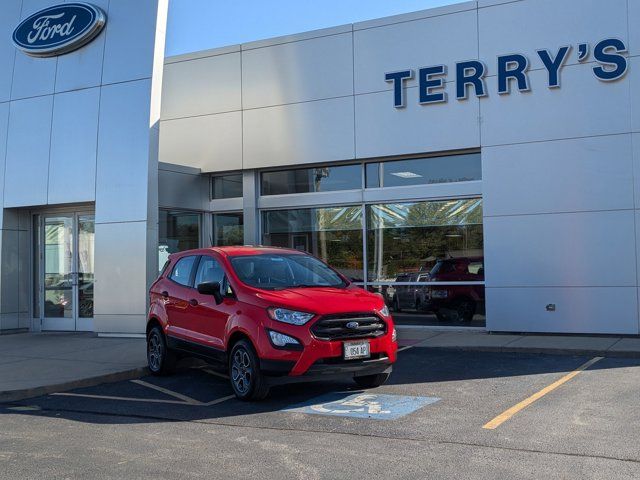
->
197 281 223 305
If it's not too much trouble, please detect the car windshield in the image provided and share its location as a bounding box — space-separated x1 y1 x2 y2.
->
229 253 346 290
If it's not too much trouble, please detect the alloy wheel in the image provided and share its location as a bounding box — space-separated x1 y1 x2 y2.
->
148 332 162 371
231 348 253 395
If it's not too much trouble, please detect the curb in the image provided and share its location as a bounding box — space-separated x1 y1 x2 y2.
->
408 345 640 359
0 366 149 404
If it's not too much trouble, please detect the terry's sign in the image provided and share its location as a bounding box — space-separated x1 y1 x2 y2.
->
12 3 106 58
385 38 628 108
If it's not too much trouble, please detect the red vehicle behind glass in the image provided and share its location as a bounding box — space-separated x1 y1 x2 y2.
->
146 246 397 400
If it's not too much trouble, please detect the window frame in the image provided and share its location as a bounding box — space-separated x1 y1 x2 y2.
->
168 255 200 289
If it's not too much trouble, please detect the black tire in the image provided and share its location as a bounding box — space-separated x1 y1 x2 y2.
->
454 298 476 322
147 325 177 375
435 310 448 322
393 296 402 313
354 372 391 389
229 340 270 401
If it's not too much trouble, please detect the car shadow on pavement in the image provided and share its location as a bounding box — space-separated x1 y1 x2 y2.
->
1 349 637 426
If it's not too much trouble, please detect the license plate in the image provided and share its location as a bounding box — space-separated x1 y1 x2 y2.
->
343 341 370 360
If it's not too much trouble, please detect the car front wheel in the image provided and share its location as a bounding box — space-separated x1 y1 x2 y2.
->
229 340 270 401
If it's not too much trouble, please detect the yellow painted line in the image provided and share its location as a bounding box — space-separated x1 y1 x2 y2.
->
131 379 202 405
483 356 603 430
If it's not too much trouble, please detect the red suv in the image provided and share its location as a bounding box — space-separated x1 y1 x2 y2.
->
146 246 397 400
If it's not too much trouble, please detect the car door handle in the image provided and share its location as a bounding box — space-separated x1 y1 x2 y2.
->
161 291 169 299
189 299 198 306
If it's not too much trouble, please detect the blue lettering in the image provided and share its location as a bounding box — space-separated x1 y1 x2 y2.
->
385 70 413 108
419 65 447 104
456 60 487 100
537 46 571 88
593 38 628 81
497 54 530 95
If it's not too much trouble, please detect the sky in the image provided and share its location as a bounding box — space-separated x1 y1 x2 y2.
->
165 0 464 56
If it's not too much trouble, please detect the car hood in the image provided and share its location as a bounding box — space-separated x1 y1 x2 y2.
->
254 285 384 315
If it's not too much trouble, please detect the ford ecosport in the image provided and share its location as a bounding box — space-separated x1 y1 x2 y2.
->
146 246 397 400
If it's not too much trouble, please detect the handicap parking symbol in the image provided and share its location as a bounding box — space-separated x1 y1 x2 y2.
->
284 392 439 420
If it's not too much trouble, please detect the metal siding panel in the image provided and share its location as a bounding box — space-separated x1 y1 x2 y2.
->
158 168 207 210
479 0 628 72
54 0 109 93
486 287 639 335
355 86 480 158
242 32 353 109
161 52 241 119
95 79 152 223
48 87 100 204
354 9 478 95
483 135 635 216
0 1 21 103
159 112 242 172
101 0 159 84
4 95 52 207
484 210 637 288
93 221 148 317
481 65 631 146
243 97 355 169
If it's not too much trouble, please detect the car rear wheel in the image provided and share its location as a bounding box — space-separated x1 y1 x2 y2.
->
229 340 270 401
147 326 176 375
454 298 476 322
354 372 391 388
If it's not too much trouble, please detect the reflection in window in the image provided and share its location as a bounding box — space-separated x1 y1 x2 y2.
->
365 153 481 188
261 206 363 281
213 213 243 246
366 199 483 282
261 165 361 196
212 173 243 199
159 210 200 271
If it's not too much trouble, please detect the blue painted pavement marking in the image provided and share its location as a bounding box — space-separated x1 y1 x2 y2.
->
284 392 440 420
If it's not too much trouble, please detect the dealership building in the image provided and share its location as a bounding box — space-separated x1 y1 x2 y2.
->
0 0 639 336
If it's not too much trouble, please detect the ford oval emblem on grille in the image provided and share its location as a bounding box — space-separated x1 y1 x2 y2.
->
346 321 360 329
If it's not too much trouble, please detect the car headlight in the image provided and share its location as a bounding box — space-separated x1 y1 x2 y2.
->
268 330 301 348
392 327 397 342
267 307 315 325
380 304 390 317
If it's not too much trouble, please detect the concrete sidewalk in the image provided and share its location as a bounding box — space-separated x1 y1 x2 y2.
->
0 333 147 402
397 326 640 357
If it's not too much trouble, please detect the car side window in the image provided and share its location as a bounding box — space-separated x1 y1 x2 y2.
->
170 256 198 287
194 256 225 287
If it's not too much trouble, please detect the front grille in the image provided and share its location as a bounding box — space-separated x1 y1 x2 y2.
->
311 313 387 340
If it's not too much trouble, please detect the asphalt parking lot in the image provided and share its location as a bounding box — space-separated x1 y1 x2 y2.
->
1 347 640 479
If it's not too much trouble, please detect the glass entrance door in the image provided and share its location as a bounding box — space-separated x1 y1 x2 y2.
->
37 213 95 331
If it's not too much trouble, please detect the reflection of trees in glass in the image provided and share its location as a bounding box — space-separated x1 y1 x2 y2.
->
367 199 484 282
263 206 364 281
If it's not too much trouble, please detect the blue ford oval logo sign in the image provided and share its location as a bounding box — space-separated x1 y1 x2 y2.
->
12 3 106 58
346 321 360 330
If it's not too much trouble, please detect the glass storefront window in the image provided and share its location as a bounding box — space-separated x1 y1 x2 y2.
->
366 199 484 327
365 153 481 188
159 210 201 271
261 206 364 281
213 212 244 246
366 199 483 282
212 173 243 199
261 164 361 196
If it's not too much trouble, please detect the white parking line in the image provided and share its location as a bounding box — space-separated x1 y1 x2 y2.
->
202 394 235 406
130 379 202 405
202 368 230 380
51 392 193 405
397 345 414 353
